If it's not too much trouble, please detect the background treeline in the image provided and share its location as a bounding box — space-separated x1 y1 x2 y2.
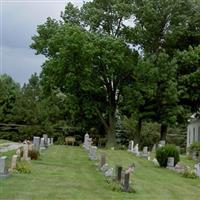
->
1 0 200 148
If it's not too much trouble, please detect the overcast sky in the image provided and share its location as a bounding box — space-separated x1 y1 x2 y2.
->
0 0 88 85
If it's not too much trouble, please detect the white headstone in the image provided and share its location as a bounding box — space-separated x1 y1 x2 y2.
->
50 138 54 145
133 144 140 156
194 163 200 178
83 133 89 149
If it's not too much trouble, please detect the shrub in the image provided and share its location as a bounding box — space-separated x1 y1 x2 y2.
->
182 167 197 179
189 142 200 153
16 161 31 174
156 144 180 167
28 149 40 160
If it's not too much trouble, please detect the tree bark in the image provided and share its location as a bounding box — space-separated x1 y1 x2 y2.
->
135 118 142 144
106 113 116 148
160 124 167 140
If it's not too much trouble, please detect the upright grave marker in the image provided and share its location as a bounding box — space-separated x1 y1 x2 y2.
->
0 156 9 178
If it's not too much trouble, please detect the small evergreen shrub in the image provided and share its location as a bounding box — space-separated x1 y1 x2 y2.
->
156 144 180 167
16 161 31 174
28 149 40 160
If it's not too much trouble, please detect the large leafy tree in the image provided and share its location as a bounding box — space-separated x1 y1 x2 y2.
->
31 1 138 147
125 0 200 140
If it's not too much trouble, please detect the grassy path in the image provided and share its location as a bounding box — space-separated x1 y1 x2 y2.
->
0 146 200 200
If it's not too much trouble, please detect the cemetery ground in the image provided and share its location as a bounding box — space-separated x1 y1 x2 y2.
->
0 146 200 200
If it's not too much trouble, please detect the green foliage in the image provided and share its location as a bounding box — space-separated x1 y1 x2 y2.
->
156 145 180 167
16 161 31 174
189 142 200 153
28 150 40 160
182 167 197 179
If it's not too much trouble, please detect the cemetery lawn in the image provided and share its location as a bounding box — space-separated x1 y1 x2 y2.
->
0 146 200 200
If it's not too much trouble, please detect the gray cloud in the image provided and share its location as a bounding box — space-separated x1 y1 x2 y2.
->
1 0 87 85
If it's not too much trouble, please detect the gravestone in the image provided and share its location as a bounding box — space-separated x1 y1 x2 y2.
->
21 144 30 161
142 146 148 158
123 173 130 192
194 163 200 178
33 137 40 152
101 163 109 172
48 138 51 146
115 165 122 182
133 144 140 156
128 140 134 152
105 168 113 177
50 138 54 145
89 146 97 160
10 155 18 171
40 138 45 150
43 134 48 148
167 157 175 167
0 156 9 178
87 138 92 152
83 133 89 149
100 153 106 168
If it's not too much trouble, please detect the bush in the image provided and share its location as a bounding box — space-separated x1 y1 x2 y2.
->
156 144 180 167
182 167 197 179
189 142 200 153
16 161 31 174
28 149 40 160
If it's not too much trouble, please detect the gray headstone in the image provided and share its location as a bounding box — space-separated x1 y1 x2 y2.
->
33 137 40 152
105 168 113 177
43 134 48 148
101 163 109 172
0 156 9 178
89 146 97 160
194 163 200 177
167 157 175 167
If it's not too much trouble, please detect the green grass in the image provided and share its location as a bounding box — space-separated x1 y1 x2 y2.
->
0 146 200 200
0 139 9 145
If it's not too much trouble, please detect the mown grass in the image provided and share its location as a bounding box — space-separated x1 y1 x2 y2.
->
0 146 200 200
0 140 9 145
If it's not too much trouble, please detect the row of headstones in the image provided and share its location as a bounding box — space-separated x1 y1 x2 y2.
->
99 153 134 192
83 133 134 192
0 135 54 179
128 140 200 177
33 135 53 152
128 140 166 157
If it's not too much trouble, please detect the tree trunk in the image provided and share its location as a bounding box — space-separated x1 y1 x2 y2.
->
160 124 167 140
135 118 142 144
106 113 116 148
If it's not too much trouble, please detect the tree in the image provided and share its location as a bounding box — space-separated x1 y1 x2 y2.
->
125 0 200 139
31 1 138 147
0 74 20 123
